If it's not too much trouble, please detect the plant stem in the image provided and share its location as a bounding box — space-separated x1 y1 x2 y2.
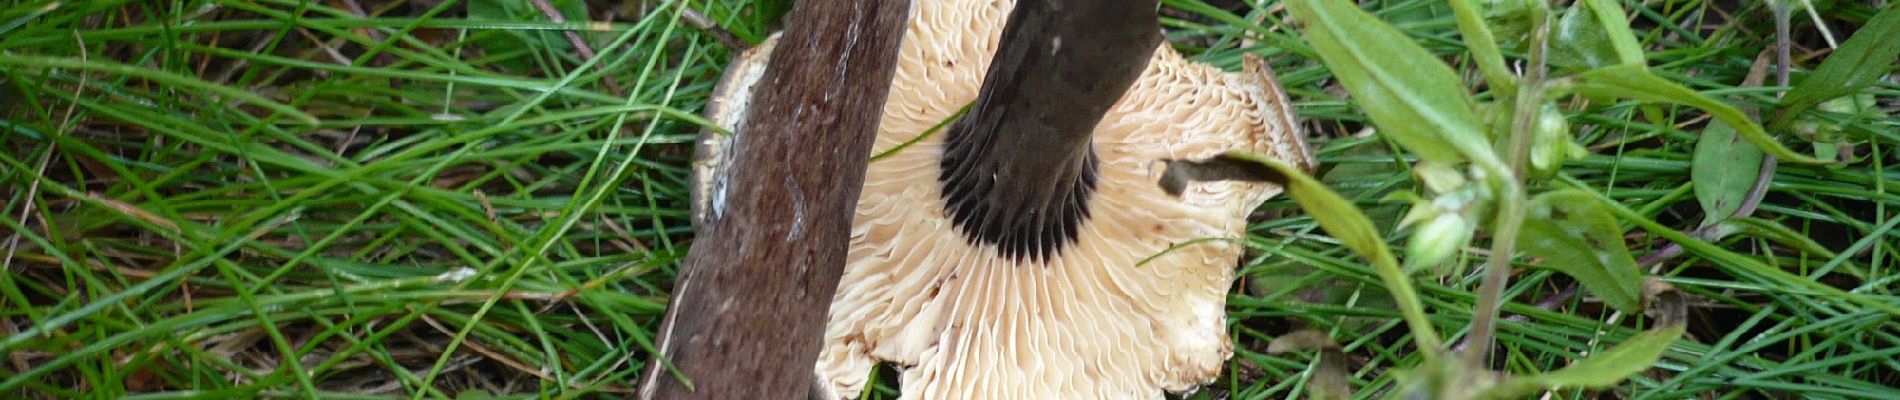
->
1462 2 1551 366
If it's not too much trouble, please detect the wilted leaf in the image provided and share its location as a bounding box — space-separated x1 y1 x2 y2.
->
1479 325 1684 399
1691 120 1763 227
1643 279 1689 327
1308 353 1353 400
1574 65 1827 164
1271 330 1352 400
1269 329 1341 354
1772 5 1900 131
1519 190 1644 313
1287 0 1493 166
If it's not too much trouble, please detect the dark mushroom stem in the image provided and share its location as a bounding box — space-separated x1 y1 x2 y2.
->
938 0 1164 263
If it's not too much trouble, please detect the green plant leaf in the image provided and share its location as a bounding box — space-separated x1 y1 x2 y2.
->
1582 0 1644 66
1721 217 1839 262
1519 190 1644 313
1563 176 1900 316
1549 0 1642 71
1218 151 1443 351
1573 64 1827 164
1690 120 1763 227
1287 0 1493 167
1548 1 1619 71
1479 324 1684 399
1771 5 1900 131
1446 0 1519 94
1390 355 1480 399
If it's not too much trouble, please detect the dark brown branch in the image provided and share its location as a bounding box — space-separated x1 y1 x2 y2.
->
634 1 911 398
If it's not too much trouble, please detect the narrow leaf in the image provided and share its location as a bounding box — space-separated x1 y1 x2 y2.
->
1565 177 1900 316
1446 0 1519 94
1582 0 1644 66
1519 190 1645 313
1287 0 1493 166
0 55 320 124
1690 120 1763 227
0 1 58 38
1574 65 1827 164
1772 5 1900 131
1721 217 1849 274
1480 325 1685 399
1218 151 1444 351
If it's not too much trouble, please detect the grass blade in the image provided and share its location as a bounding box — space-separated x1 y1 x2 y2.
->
1771 5 1900 131
1573 65 1827 164
1286 0 1495 168
0 55 320 124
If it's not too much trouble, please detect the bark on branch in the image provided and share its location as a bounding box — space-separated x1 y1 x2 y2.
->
636 1 911 398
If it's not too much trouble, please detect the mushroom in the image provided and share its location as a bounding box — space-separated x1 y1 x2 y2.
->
692 0 1313 398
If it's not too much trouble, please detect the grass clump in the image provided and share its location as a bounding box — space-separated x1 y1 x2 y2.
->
2 0 1896 399
0 0 759 397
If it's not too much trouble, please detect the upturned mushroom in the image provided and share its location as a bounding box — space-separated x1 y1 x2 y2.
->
692 0 1313 398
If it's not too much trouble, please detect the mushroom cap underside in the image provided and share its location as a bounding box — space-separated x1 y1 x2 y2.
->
690 1 1311 398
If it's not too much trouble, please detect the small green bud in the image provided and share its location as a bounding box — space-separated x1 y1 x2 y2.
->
1414 161 1468 195
1407 212 1473 268
1402 176 1491 272
1527 103 1573 179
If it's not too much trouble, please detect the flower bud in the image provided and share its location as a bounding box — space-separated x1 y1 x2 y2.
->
1527 103 1573 179
1413 161 1468 195
1407 212 1473 268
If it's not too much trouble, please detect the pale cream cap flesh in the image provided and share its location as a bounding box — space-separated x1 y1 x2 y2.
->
692 1 1312 398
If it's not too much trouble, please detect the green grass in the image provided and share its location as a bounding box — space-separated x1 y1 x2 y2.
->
2 0 1895 399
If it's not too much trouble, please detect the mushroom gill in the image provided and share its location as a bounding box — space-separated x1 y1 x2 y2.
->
693 0 1312 398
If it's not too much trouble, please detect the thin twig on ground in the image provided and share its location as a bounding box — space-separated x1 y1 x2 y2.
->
678 7 749 51
531 0 627 95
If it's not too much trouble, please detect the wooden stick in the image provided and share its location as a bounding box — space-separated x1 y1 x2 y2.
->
634 0 911 398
